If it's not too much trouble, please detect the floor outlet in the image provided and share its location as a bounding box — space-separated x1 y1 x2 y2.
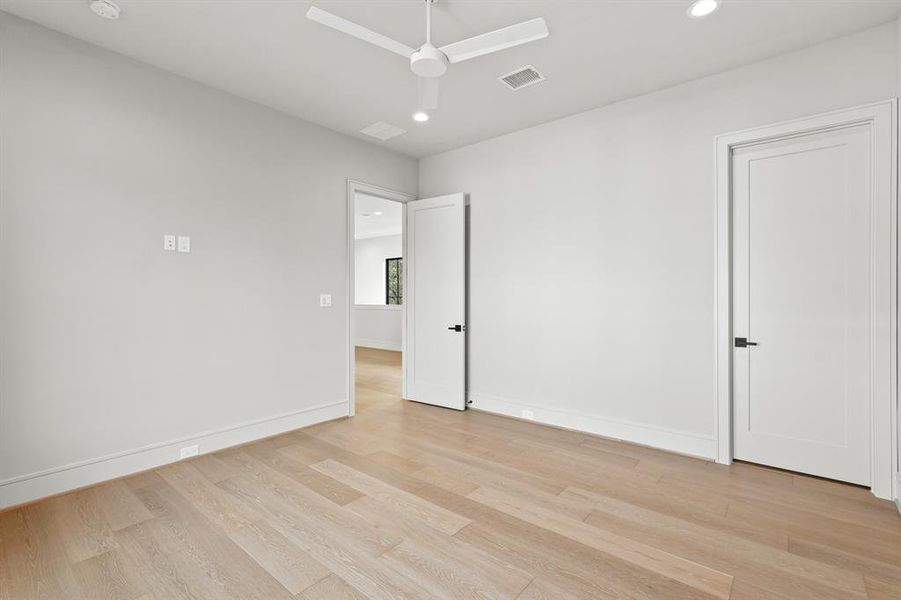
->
179 444 199 459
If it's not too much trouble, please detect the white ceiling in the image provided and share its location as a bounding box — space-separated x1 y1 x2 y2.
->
355 193 403 239
3 1 901 158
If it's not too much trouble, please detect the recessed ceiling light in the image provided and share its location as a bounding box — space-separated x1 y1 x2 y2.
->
373 211 383 216
687 0 721 18
90 0 121 20
412 111 430 123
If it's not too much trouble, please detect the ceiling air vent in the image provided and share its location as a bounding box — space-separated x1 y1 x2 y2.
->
360 121 407 141
498 65 545 91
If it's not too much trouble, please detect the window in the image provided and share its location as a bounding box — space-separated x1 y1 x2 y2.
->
385 257 403 305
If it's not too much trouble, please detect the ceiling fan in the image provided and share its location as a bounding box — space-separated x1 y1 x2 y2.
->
306 0 549 121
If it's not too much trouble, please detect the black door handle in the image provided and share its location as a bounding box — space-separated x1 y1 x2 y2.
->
735 337 758 348
448 325 465 332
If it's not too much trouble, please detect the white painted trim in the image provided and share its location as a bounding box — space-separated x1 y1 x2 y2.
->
355 339 402 352
346 180 414 417
0 400 348 509
469 393 716 460
354 304 403 311
354 231 403 241
896 473 901 516
714 99 899 500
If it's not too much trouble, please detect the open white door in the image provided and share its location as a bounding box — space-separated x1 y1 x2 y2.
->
405 193 466 410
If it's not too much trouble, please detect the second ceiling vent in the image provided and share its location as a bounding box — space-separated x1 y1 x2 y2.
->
498 65 545 91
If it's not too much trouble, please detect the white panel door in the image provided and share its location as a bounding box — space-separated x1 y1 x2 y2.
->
405 193 466 410
732 125 871 485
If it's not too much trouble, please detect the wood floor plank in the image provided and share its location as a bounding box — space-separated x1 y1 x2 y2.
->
310 459 472 535
114 519 214 600
214 452 400 558
516 577 585 600
155 462 257 532
71 549 148 600
126 484 295 600
244 441 364 506
300 573 368 600
190 454 239 484
725 497 901 564
226 520 331 594
467 486 734 599
407 465 479 496
578 489 868 599
864 574 901 600
42 489 119 564
0 506 82 600
217 477 434 600
91 480 155 532
2 347 899 599
347 496 532 599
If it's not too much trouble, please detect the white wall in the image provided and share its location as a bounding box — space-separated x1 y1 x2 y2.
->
354 234 403 351
419 23 898 459
354 306 403 351
0 13 417 507
354 234 402 304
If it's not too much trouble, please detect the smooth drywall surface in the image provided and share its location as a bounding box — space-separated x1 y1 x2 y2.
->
354 234 402 305
0 13 416 501
354 306 403 351
419 23 898 457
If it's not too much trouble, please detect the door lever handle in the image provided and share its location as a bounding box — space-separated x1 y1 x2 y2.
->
735 337 758 348
448 325 465 332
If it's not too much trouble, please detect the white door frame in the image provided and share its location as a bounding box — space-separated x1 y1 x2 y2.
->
714 99 899 500
346 180 415 417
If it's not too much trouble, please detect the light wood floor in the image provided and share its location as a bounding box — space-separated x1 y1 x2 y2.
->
2 346 900 599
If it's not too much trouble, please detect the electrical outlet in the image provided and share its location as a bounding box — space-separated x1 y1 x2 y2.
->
521 409 535 420
319 294 332 307
177 235 191 253
163 234 176 251
179 444 199 459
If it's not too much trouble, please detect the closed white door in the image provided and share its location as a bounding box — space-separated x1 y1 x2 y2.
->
405 193 466 410
732 125 871 485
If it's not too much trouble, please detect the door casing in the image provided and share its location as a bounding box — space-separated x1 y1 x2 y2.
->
714 99 899 500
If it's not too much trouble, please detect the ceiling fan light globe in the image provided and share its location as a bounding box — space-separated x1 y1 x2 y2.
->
410 45 449 78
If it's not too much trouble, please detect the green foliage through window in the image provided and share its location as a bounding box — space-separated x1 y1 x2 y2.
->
386 257 403 305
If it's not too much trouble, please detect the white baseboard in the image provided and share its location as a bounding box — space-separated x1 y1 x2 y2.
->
468 392 716 460
355 339 402 352
0 400 348 510
895 473 901 517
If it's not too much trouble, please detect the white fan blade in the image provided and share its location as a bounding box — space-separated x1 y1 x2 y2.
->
439 17 548 64
306 6 416 59
418 77 439 111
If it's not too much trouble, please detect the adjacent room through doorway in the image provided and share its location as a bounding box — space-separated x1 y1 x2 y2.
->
353 191 405 414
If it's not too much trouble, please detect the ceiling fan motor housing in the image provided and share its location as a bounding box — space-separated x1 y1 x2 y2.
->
411 44 448 78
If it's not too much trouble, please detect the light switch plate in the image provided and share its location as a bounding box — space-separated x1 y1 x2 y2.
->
319 294 332 307
163 234 176 251
177 235 191 253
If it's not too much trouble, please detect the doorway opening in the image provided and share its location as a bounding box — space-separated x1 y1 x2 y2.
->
346 181 413 417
